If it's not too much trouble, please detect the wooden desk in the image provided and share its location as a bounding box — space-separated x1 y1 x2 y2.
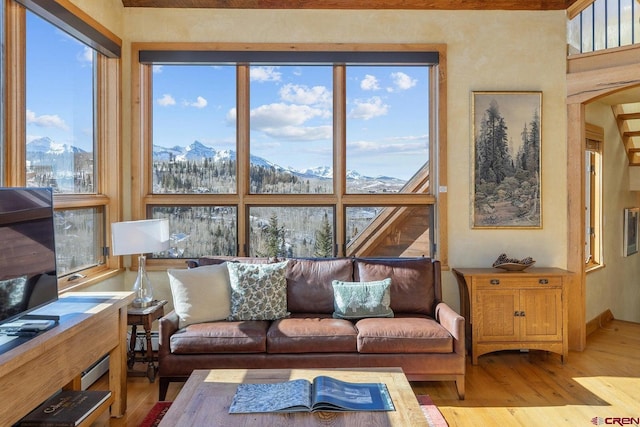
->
0 292 134 426
160 368 428 427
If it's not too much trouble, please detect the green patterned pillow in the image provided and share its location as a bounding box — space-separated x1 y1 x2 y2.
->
332 278 394 320
227 260 289 321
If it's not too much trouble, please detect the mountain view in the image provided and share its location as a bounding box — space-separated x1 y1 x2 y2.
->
26 138 411 261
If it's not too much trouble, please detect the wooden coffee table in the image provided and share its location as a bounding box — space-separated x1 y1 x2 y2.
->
159 367 428 426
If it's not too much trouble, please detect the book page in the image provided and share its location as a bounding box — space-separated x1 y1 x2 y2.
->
312 376 395 412
228 379 312 413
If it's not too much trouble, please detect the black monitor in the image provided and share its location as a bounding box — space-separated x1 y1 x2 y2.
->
0 187 58 327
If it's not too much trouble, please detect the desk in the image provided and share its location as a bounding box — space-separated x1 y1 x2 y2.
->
127 299 167 382
0 292 133 426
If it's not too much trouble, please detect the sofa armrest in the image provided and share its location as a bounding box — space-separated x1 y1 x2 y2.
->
435 301 465 355
158 310 180 357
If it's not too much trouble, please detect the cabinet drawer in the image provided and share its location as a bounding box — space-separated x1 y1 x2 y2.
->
474 277 562 288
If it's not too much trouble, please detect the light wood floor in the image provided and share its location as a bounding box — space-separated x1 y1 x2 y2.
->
91 319 640 426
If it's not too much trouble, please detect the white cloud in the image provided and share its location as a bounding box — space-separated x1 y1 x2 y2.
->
26 110 69 130
250 66 282 82
361 74 380 91
250 103 330 141
348 97 389 120
226 108 237 125
77 46 93 65
184 96 208 108
157 94 176 107
251 103 325 128
261 125 332 141
348 139 427 154
153 65 164 73
390 72 417 91
279 84 331 107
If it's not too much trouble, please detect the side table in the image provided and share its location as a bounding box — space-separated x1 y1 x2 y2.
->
127 299 168 382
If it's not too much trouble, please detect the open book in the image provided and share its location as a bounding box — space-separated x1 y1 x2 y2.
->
228 376 395 413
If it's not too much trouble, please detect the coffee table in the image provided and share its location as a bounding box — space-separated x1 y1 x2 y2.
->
159 367 429 426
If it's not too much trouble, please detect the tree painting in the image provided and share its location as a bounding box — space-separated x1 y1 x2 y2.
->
473 92 541 228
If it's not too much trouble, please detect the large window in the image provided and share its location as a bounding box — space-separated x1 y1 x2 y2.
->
134 44 446 264
5 1 121 288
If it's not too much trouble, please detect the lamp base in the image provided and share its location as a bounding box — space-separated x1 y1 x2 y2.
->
132 299 153 308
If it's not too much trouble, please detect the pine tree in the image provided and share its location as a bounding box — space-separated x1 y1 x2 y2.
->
475 99 511 185
263 213 285 258
314 212 333 257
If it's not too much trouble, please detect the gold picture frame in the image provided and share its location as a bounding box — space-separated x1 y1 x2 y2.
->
472 91 542 228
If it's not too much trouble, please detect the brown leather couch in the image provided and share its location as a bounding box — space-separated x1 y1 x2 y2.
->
158 257 466 400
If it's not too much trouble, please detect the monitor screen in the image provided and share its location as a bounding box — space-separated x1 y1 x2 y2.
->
0 187 58 326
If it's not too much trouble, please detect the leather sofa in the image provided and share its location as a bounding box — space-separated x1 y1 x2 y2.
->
158 256 465 400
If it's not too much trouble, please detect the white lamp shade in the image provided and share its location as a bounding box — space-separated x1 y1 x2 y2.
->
111 219 170 256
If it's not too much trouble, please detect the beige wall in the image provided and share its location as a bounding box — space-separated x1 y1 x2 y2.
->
586 102 640 323
70 5 570 315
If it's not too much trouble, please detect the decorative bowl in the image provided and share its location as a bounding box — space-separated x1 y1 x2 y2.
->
493 261 535 271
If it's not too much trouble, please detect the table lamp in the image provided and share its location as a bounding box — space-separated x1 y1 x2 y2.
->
111 219 170 308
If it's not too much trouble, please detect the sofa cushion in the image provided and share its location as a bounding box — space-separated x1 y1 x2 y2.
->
170 320 269 354
267 314 358 353
355 316 453 354
227 260 289 321
354 258 435 316
167 263 231 329
286 258 354 314
331 278 393 319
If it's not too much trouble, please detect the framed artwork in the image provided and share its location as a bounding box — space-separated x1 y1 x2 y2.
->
623 207 639 257
472 91 542 228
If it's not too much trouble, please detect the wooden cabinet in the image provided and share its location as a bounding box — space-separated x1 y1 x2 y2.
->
453 268 570 365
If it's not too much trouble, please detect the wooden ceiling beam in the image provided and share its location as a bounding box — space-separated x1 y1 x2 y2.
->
121 0 579 10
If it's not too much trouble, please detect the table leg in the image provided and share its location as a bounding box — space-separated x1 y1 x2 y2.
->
128 325 137 369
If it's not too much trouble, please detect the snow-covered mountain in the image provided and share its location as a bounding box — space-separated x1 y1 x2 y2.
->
27 137 87 155
25 137 406 191
152 140 404 184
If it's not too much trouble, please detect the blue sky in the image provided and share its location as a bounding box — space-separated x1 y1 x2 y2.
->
26 12 94 153
153 64 430 180
25 11 430 181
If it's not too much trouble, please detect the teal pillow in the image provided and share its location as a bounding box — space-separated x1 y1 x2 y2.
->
227 260 289 321
332 278 393 319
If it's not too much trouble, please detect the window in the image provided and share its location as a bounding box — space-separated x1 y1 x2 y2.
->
134 44 446 264
585 123 604 271
568 0 640 54
5 1 121 288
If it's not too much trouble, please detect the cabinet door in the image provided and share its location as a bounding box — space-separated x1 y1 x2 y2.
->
475 289 518 342
519 288 563 341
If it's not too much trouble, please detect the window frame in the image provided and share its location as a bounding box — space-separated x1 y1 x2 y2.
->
585 122 604 272
132 42 448 268
4 0 122 290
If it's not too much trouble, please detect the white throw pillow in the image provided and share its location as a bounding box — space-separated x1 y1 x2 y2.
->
167 263 231 329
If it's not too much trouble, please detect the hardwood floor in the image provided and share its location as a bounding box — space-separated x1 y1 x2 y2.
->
90 319 640 426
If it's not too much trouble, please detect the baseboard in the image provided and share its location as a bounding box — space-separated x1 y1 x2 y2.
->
81 355 109 390
586 309 615 336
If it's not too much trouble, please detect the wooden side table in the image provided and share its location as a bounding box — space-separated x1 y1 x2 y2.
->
127 299 168 382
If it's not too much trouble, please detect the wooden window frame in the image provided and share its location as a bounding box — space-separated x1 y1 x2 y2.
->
585 122 604 272
4 0 122 290
131 42 448 269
